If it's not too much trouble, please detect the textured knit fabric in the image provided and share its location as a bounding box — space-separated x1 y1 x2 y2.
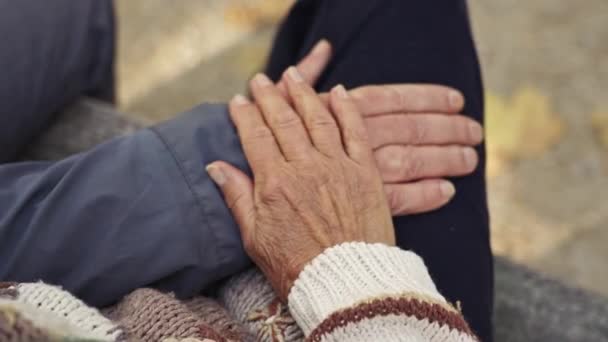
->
219 269 303 342
0 243 476 341
288 243 476 341
0 305 55 342
16 283 122 340
103 288 244 341
0 282 118 341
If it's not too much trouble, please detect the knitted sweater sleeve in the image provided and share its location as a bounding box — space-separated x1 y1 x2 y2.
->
287 242 478 341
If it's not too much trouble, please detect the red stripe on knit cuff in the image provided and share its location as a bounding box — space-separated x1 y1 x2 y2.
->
306 296 476 341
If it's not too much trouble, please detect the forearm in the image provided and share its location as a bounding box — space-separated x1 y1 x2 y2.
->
0 104 251 306
288 242 477 341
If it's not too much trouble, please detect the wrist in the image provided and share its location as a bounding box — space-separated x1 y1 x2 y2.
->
261 248 321 302
282 250 323 301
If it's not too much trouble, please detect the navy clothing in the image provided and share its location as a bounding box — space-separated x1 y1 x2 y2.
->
267 1 493 340
0 0 493 340
0 0 115 163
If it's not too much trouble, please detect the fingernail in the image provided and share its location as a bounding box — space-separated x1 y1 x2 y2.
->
468 122 483 143
232 94 250 106
287 66 304 83
462 147 478 170
449 90 464 109
253 73 272 87
440 181 456 198
206 164 226 185
333 84 349 99
311 39 329 55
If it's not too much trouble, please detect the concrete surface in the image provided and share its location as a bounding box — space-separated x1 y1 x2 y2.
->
114 0 608 296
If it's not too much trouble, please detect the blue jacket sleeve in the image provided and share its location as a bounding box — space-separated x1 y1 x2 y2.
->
0 104 251 306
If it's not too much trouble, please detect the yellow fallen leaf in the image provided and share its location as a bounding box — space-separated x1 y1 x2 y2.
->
225 0 294 29
591 110 608 149
485 87 565 177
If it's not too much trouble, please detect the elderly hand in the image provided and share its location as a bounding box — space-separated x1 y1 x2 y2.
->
207 68 395 300
275 40 482 216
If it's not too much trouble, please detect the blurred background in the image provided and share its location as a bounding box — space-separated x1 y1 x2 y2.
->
114 0 608 296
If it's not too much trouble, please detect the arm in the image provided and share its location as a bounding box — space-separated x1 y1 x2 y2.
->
288 242 477 341
0 105 250 306
1 84 478 307
0 39 332 299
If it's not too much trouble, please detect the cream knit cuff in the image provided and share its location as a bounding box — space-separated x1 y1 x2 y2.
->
287 242 446 336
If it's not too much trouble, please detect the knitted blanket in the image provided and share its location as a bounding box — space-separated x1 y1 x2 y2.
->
0 269 302 342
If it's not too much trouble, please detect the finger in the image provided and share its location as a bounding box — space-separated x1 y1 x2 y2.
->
375 145 478 183
277 39 332 94
329 84 374 162
283 66 343 155
350 84 465 116
295 39 332 85
365 114 483 149
206 161 255 242
249 73 313 160
385 179 456 216
228 94 284 171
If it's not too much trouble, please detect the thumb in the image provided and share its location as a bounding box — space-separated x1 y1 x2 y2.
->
206 161 255 234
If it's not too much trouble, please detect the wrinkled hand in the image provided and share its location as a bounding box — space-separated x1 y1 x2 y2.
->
351 84 480 215
207 68 395 300
275 40 483 216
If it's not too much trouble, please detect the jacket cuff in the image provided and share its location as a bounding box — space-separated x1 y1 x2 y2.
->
287 242 447 336
151 103 252 290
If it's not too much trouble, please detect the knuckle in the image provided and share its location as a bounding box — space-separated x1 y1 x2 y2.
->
373 148 387 167
452 117 472 140
375 146 399 171
295 97 337 132
450 118 467 142
346 124 370 143
406 119 427 144
247 125 273 140
273 112 301 130
311 116 337 131
401 153 425 180
400 146 426 180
